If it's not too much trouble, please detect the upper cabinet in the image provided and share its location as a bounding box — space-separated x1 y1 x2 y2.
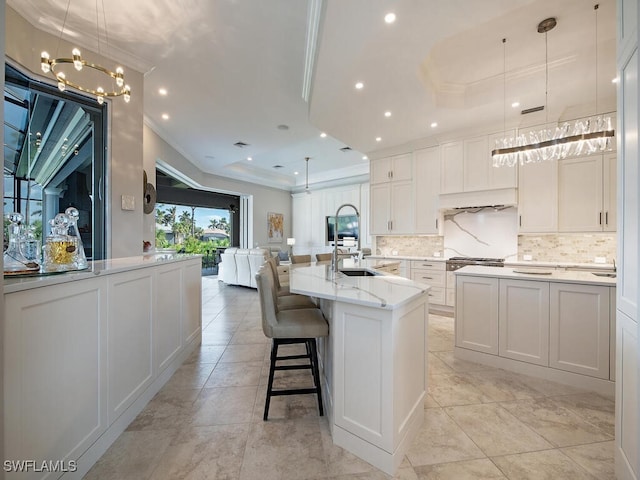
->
518 160 558 233
370 153 413 184
370 154 414 234
558 154 616 232
441 134 517 194
414 147 441 234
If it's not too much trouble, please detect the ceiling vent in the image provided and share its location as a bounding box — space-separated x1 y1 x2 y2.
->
233 141 249 148
521 105 544 115
340 146 352 152
272 165 284 169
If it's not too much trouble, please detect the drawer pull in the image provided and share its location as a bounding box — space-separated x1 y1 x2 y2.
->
422 276 433 280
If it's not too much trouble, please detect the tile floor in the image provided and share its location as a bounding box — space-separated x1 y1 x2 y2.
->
85 277 616 479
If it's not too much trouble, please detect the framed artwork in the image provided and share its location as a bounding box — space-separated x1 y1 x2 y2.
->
267 212 284 243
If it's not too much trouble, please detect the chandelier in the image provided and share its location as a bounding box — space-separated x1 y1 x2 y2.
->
492 5 614 167
39 1 131 105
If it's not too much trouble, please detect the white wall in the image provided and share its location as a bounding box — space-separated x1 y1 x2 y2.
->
5 6 145 259
143 124 292 249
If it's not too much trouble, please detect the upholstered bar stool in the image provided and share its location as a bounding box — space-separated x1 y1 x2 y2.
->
263 259 317 309
290 254 312 264
315 253 332 262
255 268 328 420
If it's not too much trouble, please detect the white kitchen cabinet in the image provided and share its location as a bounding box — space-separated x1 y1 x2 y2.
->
455 276 499 354
463 136 490 192
446 271 455 307
549 282 610 379
499 279 550 366
370 153 412 184
487 130 518 189
155 264 184 374
558 154 616 232
441 141 464 194
414 146 441 234
411 260 446 305
518 159 558 232
4 278 108 478
616 310 638 479
370 180 414 234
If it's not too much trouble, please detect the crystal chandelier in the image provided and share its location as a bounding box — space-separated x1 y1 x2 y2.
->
492 5 614 167
39 1 131 105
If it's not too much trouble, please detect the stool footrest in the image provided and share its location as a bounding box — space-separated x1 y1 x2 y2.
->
270 388 318 396
275 364 311 371
276 354 309 360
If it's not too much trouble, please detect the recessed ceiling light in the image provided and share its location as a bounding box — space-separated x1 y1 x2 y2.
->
161 113 169 120
247 157 252 161
612 77 619 84
355 82 364 90
158 88 168 95
320 132 327 138
511 101 520 108
384 111 391 117
362 155 368 161
294 171 299 175
375 137 382 142
430 122 438 128
384 12 396 23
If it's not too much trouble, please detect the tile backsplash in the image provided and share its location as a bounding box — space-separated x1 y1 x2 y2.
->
374 232 616 264
518 233 616 263
375 235 444 257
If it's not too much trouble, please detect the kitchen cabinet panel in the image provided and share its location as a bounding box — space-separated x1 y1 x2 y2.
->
499 279 550 366
558 155 615 232
549 283 610 379
463 136 490 192
441 141 464 194
518 159 558 232
455 276 499 354
414 146 441 234
488 130 518 189
411 260 446 306
370 181 414 234
371 153 412 184
616 310 638 479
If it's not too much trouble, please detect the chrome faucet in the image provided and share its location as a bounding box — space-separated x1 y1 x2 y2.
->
333 203 361 272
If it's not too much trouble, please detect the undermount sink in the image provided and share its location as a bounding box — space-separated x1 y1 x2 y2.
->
339 269 380 277
592 272 617 278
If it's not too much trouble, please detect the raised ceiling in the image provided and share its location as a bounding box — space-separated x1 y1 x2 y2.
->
8 0 617 191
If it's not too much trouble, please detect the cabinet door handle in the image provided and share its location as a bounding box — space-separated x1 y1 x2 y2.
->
389 220 393 230
435 218 438 229
519 215 522 227
390 170 394 179
605 211 609 225
599 212 602 225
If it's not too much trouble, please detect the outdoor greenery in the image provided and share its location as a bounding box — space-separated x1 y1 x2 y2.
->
155 204 231 253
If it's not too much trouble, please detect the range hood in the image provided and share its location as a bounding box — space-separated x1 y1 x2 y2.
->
439 187 518 210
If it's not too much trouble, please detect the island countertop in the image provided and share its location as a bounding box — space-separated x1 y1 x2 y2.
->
289 260 429 309
4 253 201 294
454 265 616 286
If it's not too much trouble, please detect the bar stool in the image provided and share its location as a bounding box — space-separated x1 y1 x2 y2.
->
315 253 332 262
263 258 317 309
255 267 328 420
290 254 312 264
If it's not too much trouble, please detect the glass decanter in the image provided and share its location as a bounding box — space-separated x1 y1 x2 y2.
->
3 212 40 274
43 213 78 272
21 224 41 264
65 207 88 269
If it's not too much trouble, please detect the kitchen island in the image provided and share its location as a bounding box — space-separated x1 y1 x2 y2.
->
289 261 430 475
454 265 616 396
3 253 202 480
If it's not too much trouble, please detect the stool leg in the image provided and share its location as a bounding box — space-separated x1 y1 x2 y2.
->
308 338 324 417
264 339 278 421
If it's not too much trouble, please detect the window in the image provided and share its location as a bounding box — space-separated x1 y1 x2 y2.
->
3 63 106 259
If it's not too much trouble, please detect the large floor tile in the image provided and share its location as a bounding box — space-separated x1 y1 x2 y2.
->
318 418 381 477
428 372 493 407
191 386 258 425
239 419 328 480
183 344 226 365
550 393 615 436
204 361 263 388
220 343 269 363
464 369 546 402
413 458 507 479
500 397 612 447
432 351 496 373
84 429 175 480
444 403 552 456
491 449 596 480
561 441 615 480
161 362 216 391
405 408 485 466
127 388 200 431
149 424 250 480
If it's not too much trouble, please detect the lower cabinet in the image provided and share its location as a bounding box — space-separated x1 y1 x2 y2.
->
499 279 549 366
455 276 498 354
411 260 446 305
549 283 611 379
456 275 614 381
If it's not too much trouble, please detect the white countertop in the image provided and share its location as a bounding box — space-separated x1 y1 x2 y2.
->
368 255 445 262
289 260 429 310
454 265 616 286
4 253 201 294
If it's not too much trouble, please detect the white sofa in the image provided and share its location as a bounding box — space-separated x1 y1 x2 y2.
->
219 247 270 288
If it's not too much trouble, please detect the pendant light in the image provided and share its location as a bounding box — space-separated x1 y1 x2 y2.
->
305 157 311 194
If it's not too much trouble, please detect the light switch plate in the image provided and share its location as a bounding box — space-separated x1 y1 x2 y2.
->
121 195 135 211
